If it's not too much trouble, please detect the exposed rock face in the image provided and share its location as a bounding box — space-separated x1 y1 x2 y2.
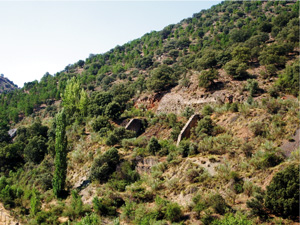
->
177 114 201 146
157 93 217 114
156 90 244 115
281 128 300 157
135 156 158 174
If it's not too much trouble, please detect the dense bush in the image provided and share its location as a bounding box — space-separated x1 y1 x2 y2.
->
0 129 10 143
153 196 183 222
0 142 24 172
245 79 259 97
134 56 153 69
105 101 122 120
211 212 253 225
0 178 23 209
93 196 117 216
195 116 215 137
88 92 113 117
247 192 267 219
224 60 248 80
75 213 100 225
165 202 183 222
106 127 136 146
276 62 299 96
147 137 161 155
249 122 268 137
89 147 120 182
198 69 218 89
109 161 139 191
209 194 229 215
147 65 176 92
92 116 111 132
178 140 198 157
265 164 299 218
24 135 47 164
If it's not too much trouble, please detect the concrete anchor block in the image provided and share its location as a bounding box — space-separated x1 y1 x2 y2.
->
176 114 201 146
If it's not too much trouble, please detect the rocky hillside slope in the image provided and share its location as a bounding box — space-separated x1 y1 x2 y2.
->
0 1 299 225
0 76 17 93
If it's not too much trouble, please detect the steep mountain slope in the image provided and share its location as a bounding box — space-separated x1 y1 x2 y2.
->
0 1 299 225
0 75 17 93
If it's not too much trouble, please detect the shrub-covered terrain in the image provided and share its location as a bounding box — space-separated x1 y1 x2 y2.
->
0 1 299 224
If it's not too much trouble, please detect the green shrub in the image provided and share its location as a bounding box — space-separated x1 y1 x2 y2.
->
105 101 122 119
201 212 215 225
229 102 239 112
147 137 161 155
106 127 136 146
182 106 194 119
194 201 208 218
241 143 253 158
250 149 284 170
35 211 58 224
249 122 268 137
93 197 117 216
264 98 282 114
166 113 178 128
30 188 41 216
64 190 90 220
209 194 229 215
147 65 176 92
92 116 111 132
165 202 182 222
0 142 24 172
245 79 259 97
195 116 215 137
89 148 120 183
0 129 10 143
246 192 267 219
276 59 299 96
224 60 248 80
75 213 101 225
202 105 214 116
260 152 284 168
178 140 198 157
265 164 299 218
171 126 181 141
187 166 209 183
121 201 137 221
211 212 253 225
230 172 244 194
109 161 139 191
0 184 23 209
198 69 218 89
24 136 48 164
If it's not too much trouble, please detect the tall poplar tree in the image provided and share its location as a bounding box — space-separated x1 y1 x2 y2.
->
53 109 67 198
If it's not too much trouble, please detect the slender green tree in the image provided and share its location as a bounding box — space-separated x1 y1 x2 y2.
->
30 188 41 216
79 88 89 117
53 109 67 198
62 77 80 116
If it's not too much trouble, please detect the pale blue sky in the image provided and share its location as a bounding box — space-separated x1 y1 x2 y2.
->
0 1 221 87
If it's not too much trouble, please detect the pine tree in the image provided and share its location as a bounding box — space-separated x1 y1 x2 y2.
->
53 109 67 198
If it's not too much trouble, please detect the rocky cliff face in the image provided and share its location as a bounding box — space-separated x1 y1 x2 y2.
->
0 76 18 93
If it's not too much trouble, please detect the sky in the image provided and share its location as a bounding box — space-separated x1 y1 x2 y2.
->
0 1 221 87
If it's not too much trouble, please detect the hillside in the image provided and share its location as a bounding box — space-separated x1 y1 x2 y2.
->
0 75 17 93
0 1 299 225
